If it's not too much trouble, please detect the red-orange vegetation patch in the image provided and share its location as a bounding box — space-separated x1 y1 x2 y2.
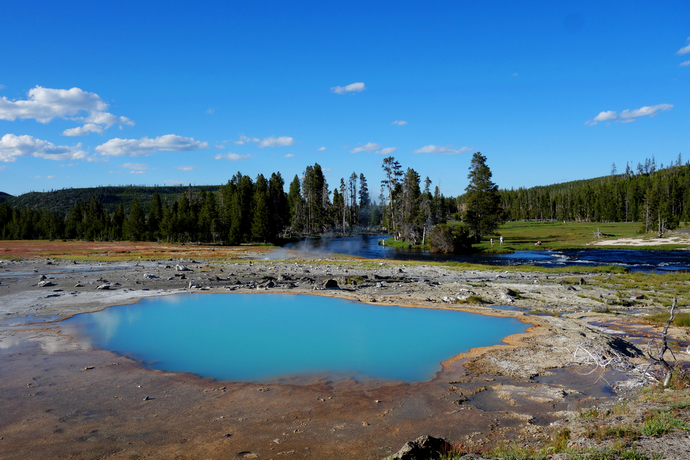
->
0 240 270 261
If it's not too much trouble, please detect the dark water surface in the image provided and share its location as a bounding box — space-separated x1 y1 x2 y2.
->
63 293 528 383
282 235 689 272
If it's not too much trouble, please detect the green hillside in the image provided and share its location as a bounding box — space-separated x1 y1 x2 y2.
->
6 185 221 215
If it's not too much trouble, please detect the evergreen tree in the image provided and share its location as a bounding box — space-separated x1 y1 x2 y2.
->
464 152 503 243
251 174 271 242
148 192 163 240
124 199 146 241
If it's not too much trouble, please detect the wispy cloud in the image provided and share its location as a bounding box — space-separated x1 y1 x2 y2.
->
375 147 397 155
284 153 295 158
259 136 294 148
0 86 134 136
391 120 407 126
214 145 225 149
206 108 215 115
331 82 366 94
215 152 252 161
585 104 673 126
0 133 88 162
678 37 690 55
413 145 472 155
234 134 259 145
175 165 198 171
317 146 326 151
680 60 690 67
351 142 381 153
96 135 208 157
63 123 104 136
121 162 148 171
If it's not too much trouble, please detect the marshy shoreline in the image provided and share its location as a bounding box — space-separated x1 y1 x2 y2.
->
1 253 689 459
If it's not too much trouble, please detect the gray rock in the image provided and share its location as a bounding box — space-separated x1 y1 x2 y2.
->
387 435 452 460
38 280 56 287
96 284 111 290
175 264 190 271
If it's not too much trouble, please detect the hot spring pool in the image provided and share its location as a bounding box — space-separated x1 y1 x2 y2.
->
64 293 528 382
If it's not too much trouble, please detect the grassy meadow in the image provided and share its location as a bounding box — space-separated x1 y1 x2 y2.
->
473 221 690 252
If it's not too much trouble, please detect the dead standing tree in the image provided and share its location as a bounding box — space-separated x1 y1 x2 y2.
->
646 297 679 387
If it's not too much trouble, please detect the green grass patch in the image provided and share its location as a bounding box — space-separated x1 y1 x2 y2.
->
641 408 689 436
643 312 690 328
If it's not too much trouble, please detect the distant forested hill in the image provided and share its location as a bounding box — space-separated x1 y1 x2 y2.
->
0 192 12 204
6 185 221 215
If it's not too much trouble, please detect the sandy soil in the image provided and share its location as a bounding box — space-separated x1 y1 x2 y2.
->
1 255 688 459
590 232 690 246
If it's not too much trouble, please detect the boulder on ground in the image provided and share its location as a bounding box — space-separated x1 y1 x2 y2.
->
38 280 55 287
387 435 453 460
175 264 190 271
96 284 111 290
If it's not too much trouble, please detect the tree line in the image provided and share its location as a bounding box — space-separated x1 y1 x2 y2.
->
491 156 690 231
0 160 448 244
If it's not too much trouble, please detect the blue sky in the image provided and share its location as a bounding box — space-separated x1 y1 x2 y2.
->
1 1 688 198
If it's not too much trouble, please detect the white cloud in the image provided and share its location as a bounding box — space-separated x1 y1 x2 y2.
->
678 38 690 55
175 165 198 171
0 134 88 162
594 111 617 122
512 72 519 77
96 135 208 157
586 104 673 126
63 123 104 136
258 136 294 148
121 162 148 171
413 145 472 155
391 120 407 126
234 135 260 145
46 175 55 179
0 165 6 171
214 145 225 149
215 152 252 161
284 153 295 158
0 84 5 90
317 146 326 151
331 82 366 94
620 104 673 119
0 86 134 135
351 142 381 153
680 60 690 67
206 108 214 114
375 147 397 155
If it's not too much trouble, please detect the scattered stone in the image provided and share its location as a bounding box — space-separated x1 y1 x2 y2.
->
38 280 55 287
96 284 111 290
143 273 158 279
175 264 190 271
74 282 83 287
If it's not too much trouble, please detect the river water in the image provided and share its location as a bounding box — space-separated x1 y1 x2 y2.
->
282 235 690 272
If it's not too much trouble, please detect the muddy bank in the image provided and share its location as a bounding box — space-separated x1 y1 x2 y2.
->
1 257 688 459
